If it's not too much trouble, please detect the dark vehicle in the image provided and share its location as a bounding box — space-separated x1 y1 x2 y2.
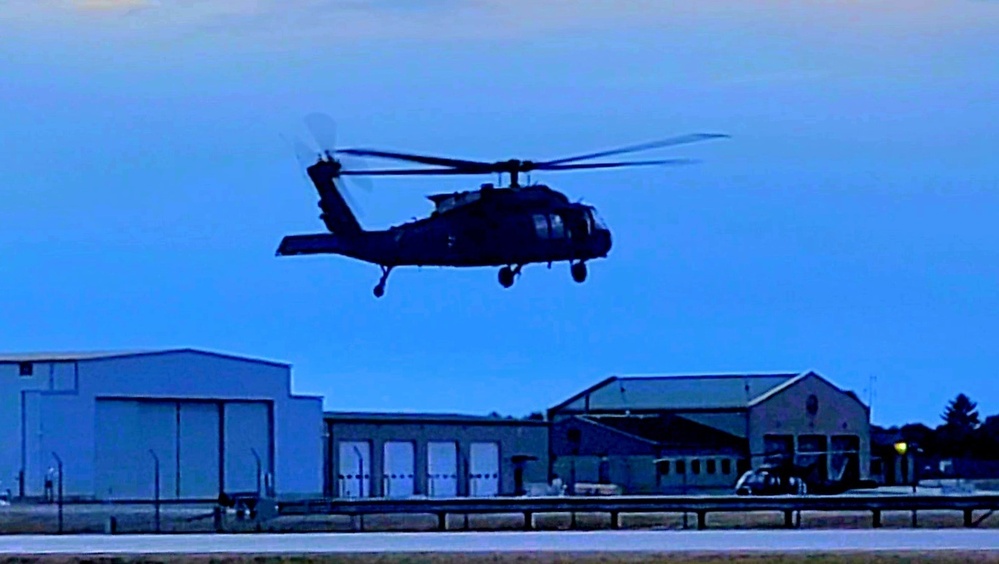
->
276 114 727 297
735 466 807 496
735 451 879 496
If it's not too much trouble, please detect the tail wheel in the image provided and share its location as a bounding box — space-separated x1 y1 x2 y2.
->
571 261 587 283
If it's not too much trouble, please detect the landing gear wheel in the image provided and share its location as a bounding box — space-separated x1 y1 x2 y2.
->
571 261 588 283
373 265 393 298
498 266 515 288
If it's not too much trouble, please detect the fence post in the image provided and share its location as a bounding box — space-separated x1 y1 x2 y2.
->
149 450 161 533
251 448 262 497
51 452 63 534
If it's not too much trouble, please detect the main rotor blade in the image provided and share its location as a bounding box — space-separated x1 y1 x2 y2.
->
337 148 490 170
536 133 729 167
339 167 486 176
533 159 698 171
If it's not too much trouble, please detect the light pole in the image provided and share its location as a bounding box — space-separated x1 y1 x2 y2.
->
894 441 920 493
149 450 161 532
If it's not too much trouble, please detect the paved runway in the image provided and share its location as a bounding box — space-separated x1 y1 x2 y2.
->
3 529 999 555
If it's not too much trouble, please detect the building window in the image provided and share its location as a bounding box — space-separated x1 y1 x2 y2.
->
707 459 716 474
676 459 686 474
656 459 670 475
691 459 700 475
721 459 732 474
19 362 33 377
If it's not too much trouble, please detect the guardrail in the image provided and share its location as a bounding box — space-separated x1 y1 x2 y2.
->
277 493 999 531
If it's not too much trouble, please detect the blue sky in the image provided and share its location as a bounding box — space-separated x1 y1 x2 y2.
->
2 0 997 427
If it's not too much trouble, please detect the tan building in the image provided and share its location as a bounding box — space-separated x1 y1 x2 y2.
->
324 412 549 499
547 371 870 494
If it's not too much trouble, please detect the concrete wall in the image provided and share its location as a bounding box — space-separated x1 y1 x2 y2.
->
5 350 323 500
749 373 870 482
326 417 549 497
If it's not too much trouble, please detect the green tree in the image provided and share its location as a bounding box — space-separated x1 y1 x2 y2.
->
941 393 980 433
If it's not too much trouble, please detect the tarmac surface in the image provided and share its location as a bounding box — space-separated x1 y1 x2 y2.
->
3 529 999 555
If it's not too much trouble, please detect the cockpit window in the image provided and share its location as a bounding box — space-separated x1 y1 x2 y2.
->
589 208 608 230
549 214 564 238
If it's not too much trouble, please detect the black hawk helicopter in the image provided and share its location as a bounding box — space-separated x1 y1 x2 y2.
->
276 115 728 297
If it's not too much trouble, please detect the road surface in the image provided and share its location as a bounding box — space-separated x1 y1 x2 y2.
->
3 529 999 555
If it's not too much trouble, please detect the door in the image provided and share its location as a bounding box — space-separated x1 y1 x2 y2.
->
94 400 177 500
382 441 415 498
177 402 220 499
222 402 270 495
427 441 457 498
469 442 499 497
338 441 370 497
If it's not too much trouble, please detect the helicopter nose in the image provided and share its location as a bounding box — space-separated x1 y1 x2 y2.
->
593 228 612 256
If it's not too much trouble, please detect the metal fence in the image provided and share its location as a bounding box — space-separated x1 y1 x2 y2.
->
5 492 999 535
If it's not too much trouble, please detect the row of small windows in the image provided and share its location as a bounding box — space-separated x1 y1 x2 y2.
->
656 458 733 476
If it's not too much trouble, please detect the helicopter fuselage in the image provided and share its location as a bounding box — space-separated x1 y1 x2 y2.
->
277 188 612 269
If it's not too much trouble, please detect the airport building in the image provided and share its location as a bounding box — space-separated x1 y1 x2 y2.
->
2 345 873 502
0 349 324 501
324 412 549 498
547 371 870 494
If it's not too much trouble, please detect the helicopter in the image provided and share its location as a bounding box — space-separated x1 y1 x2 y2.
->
276 115 729 297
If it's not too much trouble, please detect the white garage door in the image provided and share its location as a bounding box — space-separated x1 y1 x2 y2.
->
469 442 499 497
427 441 457 498
382 441 414 498
95 400 177 501
223 402 270 494
338 441 370 497
177 402 220 499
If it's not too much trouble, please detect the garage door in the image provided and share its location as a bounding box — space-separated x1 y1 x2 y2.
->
382 441 414 498
427 441 457 498
177 402 220 499
95 400 177 500
338 441 370 497
469 442 499 497
223 402 270 494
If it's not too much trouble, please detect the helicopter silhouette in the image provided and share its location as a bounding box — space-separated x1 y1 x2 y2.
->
276 115 728 297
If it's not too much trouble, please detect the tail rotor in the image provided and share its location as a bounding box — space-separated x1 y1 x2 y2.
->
286 113 370 217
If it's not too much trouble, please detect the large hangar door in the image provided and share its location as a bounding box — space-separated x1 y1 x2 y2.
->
338 441 370 497
178 402 220 499
223 402 271 494
95 400 177 500
469 442 499 497
382 441 414 498
427 442 457 498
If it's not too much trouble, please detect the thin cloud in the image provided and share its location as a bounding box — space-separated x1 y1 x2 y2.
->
42 0 686 43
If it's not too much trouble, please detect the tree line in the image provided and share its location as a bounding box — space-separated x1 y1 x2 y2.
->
875 393 999 459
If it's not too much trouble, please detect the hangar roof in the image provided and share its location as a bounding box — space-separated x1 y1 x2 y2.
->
579 413 746 452
325 411 548 426
550 371 822 414
0 348 290 367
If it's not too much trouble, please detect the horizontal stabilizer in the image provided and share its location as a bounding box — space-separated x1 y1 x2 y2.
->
276 233 352 256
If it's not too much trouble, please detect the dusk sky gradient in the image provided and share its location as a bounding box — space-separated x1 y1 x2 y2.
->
2 0 997 427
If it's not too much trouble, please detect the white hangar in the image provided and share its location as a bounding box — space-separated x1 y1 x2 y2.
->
0 349 323 502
